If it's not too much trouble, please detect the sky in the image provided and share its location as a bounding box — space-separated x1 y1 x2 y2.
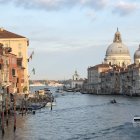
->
0 0 140 80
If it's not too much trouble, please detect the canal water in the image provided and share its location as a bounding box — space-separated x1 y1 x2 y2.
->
1 86 140 140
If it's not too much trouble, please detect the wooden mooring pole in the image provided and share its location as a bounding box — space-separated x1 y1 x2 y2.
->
13 96 16 132
22 99 24 116
50 95 52 111
6 97 9 126
1 101 5 135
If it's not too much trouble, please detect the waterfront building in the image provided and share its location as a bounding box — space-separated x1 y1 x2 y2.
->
0 28 29 91
0 44 11 93
0 43 12 107
86 29 140 95
100 65 121 94
71 71 84 89
17 58 25 93
119 67 129 94
8 53 18 94
118 45 140 96
87 64 110 94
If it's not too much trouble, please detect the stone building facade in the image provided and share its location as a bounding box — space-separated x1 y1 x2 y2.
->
86 29 140 96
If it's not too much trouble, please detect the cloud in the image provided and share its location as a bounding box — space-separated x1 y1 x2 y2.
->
0 0 109 11
80 0 109 10
112 1 138 16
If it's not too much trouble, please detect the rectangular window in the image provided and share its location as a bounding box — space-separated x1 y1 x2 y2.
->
17 59 22 66
12 69 15 76
17 88 19 93
17 78 19 83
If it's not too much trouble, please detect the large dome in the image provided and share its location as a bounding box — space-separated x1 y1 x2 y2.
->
106 42 130 56
104 28 131 66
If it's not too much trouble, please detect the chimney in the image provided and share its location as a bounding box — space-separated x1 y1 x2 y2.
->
0 27 4 31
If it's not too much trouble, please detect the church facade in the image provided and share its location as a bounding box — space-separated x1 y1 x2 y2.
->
86 29 140 96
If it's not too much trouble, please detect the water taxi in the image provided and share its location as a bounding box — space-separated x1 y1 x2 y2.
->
133 115 140 127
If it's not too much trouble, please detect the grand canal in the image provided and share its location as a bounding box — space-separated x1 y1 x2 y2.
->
1 86 140 140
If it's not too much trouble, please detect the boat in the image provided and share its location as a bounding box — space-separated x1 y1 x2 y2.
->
28 102 46 110
110 99 117 104
55 88 63 93
46 102 56 107
133 115 140 127
65 88 74 92
44 88 50 91
44 88 52 94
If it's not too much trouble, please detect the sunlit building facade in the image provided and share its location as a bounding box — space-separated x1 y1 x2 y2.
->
0 28 29 92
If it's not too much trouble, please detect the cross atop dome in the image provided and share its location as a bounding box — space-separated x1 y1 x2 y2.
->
113 28 122 43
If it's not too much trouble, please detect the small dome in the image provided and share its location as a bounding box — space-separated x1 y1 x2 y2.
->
134 45 140 59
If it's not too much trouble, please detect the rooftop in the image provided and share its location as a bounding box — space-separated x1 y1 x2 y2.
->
0 28 26 39
88 64 110 70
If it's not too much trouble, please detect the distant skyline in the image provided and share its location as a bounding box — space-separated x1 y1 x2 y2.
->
0 0 140 80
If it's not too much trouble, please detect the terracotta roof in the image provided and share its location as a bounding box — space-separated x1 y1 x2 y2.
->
0 28 26 39
88 64 109 70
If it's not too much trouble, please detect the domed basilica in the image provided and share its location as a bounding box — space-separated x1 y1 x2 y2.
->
104 28 131 67
86 28 140 96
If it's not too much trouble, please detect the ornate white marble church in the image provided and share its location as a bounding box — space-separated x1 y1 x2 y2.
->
86 29 140 95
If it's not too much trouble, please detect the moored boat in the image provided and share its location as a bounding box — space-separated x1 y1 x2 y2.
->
46 101 56 107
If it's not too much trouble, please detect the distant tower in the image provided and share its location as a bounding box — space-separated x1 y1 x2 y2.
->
72 70 79 81
134 44 140 65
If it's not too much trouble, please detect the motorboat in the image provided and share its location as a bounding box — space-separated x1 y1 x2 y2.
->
110 99 117 104
55 89 63 93
133 115 140 127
